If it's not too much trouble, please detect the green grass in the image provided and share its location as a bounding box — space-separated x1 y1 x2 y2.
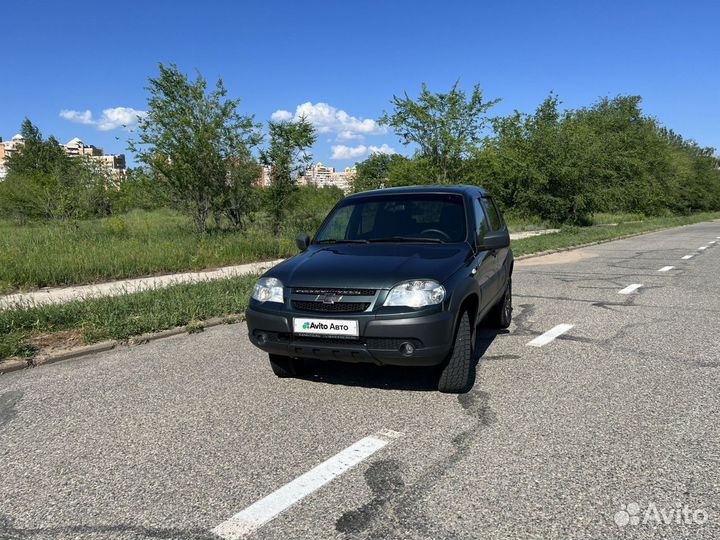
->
0 274 258 360
0 209 297 293
590 212 649 225
502 212 554 232
512 212 720 256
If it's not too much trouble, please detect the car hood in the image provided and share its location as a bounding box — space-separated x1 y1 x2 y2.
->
265 243 472 289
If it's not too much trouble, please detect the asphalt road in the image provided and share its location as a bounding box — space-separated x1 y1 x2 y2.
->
1 222 719 540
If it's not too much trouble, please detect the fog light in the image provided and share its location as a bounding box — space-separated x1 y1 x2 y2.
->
400 342 414 356
256 332 267 345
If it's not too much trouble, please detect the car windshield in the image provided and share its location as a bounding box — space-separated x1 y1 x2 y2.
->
315 193 467 244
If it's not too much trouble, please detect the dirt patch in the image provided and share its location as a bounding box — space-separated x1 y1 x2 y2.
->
510 229 560 240
26 329 85 355
517 249 598 266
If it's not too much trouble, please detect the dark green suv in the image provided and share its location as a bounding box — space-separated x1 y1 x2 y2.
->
246 185 513 393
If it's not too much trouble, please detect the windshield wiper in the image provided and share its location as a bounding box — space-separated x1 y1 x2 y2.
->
316 238 369 244
367 236 444 244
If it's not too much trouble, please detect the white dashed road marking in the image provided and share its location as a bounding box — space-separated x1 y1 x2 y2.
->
212 431 401 540
682 255 694 260
709 241 717 244
699 246 708 251
618 284 643 295
658 266 675 272
527 324 574 347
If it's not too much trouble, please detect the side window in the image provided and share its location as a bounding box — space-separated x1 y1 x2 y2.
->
473 198 490 240
481 197 502 231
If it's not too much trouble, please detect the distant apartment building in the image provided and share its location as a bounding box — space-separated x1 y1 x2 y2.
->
297 162 356 193
255 163 355 192
0 134 25 180
0 134 126 180
64 138 126 179
256 165 272 187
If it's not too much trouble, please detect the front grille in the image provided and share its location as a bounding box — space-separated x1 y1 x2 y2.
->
292 300 370 313
293 287 376 296
285 334 361 344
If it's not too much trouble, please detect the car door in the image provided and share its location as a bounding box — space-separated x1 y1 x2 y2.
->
480 196 509 300
471 197 496 308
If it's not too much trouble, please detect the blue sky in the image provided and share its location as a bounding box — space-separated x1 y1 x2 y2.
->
2 0 719 169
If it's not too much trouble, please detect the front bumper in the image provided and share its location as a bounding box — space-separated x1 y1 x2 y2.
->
245 304 454 366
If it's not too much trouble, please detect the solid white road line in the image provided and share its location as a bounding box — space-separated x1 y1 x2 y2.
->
527 324 574 347
699 246 709 251
212 432 399 540
681 255 694 260
618 284 643 295
658 266 675 272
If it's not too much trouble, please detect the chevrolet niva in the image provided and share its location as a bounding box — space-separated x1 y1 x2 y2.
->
246 185 513 393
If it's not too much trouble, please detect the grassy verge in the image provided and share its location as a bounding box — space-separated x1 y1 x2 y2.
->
512 212 720 257
2 211 719 363
0 209 297 293
0 275 257 361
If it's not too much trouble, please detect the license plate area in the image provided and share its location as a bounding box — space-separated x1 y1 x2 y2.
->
293 317 359 337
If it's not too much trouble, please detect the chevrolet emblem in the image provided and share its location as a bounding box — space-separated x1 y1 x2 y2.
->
316 293 343 304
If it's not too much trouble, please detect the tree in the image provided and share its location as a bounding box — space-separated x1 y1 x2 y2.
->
220 154 262 228
108 167 172 214
481 94 599 224
380 82 499 183
0 119 110 219
351 153 408 192
130 64 262 231
5 119 68 179
260 118 316 234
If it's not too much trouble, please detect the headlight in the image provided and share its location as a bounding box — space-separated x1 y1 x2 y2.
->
252 277 284 303
384 280 446 308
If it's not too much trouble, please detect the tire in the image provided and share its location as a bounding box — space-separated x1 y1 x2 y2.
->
486 277 512 329
268 354 304 378
437 310 473 393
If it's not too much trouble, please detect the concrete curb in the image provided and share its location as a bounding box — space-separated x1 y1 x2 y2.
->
0 315 245 375
34 340 118 367
0 358 28 374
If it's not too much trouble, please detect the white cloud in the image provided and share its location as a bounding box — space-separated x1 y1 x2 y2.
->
59 106 146 131
270 109 293 122
330 143 398 160
97 107 146 131
368 144 396 155
337 129 364 141
331 144 369 160
271 102 386 141
59 109 94 125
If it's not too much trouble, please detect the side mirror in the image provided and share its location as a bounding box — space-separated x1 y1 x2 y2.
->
295 233 310 251
478 229 510 251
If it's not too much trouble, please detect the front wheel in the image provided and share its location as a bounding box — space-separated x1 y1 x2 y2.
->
487 277 512 329
437 311 473 393
268 354 304 378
